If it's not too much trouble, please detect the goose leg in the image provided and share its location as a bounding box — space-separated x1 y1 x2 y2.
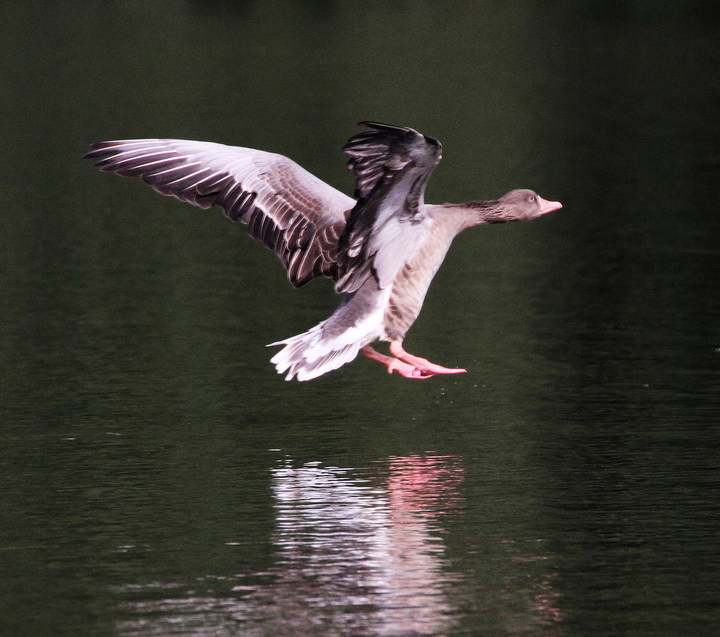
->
360 345 435 379
389 341 467 375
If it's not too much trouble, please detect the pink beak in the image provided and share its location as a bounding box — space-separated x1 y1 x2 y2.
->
538 197 563 215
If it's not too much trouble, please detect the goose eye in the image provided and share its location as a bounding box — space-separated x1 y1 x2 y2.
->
528 195 536 203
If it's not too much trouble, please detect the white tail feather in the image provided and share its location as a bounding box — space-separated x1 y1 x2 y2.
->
268 321 367 381
269 285 389 381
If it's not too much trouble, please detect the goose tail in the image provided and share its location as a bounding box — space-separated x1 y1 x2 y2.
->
268 320 367 382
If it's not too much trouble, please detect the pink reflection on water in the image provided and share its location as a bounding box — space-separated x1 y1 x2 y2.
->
380 454 465 523
535 572 563 624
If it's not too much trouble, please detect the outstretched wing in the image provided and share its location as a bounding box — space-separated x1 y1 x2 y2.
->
342 121 442 200
84 139 354 286
336 122 442 293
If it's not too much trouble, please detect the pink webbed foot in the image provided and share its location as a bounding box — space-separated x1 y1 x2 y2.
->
360 344 466 379
360 346 437 379
389 341 466 376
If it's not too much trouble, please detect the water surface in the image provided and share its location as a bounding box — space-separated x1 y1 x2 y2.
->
1 2 719 635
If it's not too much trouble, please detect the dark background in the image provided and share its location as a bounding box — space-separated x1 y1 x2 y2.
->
1 2 719 635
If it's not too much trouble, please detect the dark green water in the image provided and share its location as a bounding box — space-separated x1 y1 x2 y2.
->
1 2 719 635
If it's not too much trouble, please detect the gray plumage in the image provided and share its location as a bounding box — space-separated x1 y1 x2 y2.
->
85 122 561 381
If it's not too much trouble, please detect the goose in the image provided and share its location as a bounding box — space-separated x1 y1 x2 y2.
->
85 122 561 381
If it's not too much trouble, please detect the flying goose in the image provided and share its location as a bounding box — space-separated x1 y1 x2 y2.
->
85 122 561 381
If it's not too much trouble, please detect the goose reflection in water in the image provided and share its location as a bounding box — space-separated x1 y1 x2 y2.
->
258 454 465 635
114 454 562 635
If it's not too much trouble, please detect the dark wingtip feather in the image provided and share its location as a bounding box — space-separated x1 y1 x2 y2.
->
82 141 127 162
355 121 414 134
82 143 106 160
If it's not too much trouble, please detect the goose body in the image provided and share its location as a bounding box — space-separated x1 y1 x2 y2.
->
85 122 561 381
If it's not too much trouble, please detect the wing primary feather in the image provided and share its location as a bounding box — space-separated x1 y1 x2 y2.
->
84 137 356 286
